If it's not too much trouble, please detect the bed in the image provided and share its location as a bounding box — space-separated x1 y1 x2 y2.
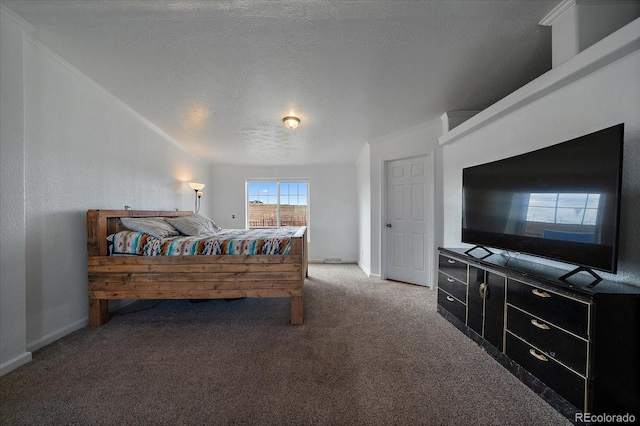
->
86 209 307 326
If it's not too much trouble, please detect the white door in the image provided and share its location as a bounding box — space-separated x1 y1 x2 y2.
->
385 156 428 286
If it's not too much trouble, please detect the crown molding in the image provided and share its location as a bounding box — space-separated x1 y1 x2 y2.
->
576 0 640 4
539 0 576 26
441 111 479 134
23 34 196 158
439 18 640 146
540 0 639 25
0 4 36 32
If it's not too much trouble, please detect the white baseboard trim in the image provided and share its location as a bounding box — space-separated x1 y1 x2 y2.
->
27 317 88 353
0 351 32 376
357 262 371 277
309 259 358 264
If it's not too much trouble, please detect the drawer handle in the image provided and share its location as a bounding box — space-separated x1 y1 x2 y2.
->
530 319 550 330
532 289 551 298
479 283 488 299
447 277 455 283
447 259 456 264
446 296 455 302
529 348 548 362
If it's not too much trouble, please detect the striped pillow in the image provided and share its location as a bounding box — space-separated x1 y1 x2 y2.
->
166 214 222 236
120 217 180 238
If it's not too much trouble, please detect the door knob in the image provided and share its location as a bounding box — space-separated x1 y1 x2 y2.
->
386 224 392 228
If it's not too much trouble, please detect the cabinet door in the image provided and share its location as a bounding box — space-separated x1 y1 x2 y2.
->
467 266 484 336
468 266 506 351
483 272 505 351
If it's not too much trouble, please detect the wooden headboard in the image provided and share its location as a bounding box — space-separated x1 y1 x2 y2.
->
86 209 193 257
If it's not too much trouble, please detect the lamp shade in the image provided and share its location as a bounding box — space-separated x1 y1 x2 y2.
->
189 182 205 191
282 116 300 130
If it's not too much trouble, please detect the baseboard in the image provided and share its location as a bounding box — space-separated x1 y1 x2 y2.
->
27 317 88 353
357 262 371 277
0 351 32 376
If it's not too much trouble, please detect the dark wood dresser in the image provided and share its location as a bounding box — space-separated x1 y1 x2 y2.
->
437 247 640 422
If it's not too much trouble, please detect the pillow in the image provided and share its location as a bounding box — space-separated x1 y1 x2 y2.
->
119 217 180 238
165 214 222 236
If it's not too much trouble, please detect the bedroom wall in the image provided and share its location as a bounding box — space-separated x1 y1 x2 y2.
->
550 1 640 67
0 26 211 374
0 7 33 375
209 164 358 263
441 18 640 286
356 144 372 275
366 119 442 282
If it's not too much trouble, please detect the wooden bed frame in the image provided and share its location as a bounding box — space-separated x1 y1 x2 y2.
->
86 209 307 326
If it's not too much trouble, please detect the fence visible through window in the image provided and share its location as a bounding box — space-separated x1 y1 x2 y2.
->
247 181 308 229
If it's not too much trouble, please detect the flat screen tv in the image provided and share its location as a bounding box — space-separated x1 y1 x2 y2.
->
462 123 624 279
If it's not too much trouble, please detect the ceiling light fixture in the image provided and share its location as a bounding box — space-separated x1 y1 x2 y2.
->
282 116 300 130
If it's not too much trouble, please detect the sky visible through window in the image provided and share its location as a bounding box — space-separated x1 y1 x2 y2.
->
526 193 600 225
247 182 308 205
247 181 308 229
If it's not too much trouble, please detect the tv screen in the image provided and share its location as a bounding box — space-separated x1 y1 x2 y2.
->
462 123 624 274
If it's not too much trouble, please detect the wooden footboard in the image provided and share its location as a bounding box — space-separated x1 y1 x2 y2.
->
86 210 307 326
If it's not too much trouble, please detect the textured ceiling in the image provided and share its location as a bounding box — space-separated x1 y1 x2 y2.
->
4 0 557 165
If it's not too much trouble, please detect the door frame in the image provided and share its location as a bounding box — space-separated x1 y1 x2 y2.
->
381 152 436 288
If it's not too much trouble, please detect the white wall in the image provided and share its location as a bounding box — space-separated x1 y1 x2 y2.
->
356 144 371 275
551 7 579 68
577 2 640 53
365 120 442 281
0 22 211 374
0 8 33 375
209 164 358 263
548 1 640 68
441 19 640 286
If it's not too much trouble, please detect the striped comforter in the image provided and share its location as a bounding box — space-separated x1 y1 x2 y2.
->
110 228 299 256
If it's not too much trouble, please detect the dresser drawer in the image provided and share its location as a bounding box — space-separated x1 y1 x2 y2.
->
507 279 589 338
507 306 587 376
438 289 466 324
438 271 466 302
506 333 586 410
438 255 468 283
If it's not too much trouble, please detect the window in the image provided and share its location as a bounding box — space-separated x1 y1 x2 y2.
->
246 180 309 229
526 193 601 225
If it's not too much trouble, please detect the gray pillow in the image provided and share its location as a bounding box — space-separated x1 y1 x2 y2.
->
120 217 180 238
165 214 222 236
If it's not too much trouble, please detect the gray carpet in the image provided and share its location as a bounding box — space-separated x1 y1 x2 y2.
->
1 264 570 425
